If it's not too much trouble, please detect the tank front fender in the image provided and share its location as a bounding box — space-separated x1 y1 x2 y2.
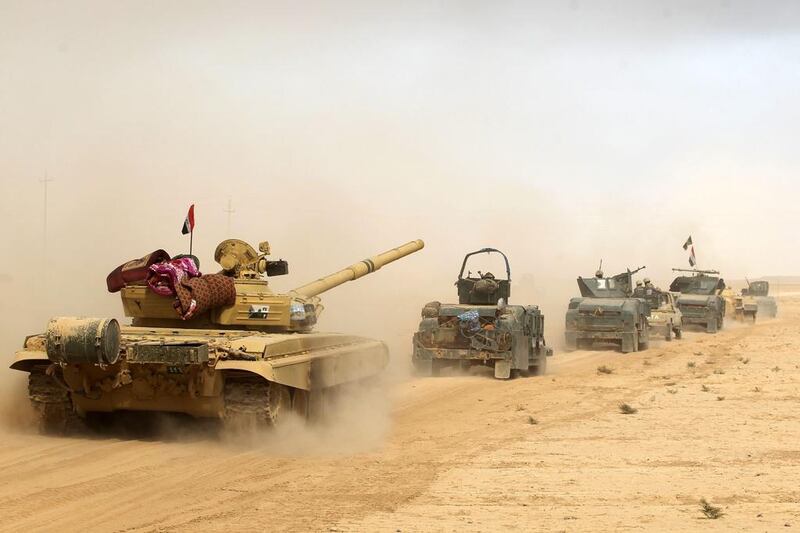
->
10 350 49 372
215 339 388 391
216 360 310 391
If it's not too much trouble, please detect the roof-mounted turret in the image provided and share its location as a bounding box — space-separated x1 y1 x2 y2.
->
577 266 645 298
455 248 511 305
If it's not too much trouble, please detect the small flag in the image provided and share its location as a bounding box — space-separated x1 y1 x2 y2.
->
688 246 696 267
682 236 693 250
181 204 195 235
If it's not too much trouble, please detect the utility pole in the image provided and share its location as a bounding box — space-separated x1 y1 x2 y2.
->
223 197 235 235
39 172 54 255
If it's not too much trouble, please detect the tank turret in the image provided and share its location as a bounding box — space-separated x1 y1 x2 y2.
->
120 239 425 331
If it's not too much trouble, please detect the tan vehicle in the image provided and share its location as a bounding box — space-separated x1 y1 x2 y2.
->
722 287 758 323
645 291 683 341
12 238 424 434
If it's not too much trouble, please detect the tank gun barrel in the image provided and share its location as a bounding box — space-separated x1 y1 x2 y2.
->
290 239 425 298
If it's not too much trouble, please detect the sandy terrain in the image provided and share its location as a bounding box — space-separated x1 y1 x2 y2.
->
1 293 799 532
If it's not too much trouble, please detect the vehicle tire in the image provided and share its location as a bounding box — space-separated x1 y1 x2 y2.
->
529 354 547 376
665 322 672 342
412 359 433 377
639 330 649 351
431 360 444 377
674 327 683 339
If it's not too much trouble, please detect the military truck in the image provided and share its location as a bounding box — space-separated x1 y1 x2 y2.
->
12 238 424 434
669 269 726 333
412 248 552 379
743 280 778 319
565 266 650 353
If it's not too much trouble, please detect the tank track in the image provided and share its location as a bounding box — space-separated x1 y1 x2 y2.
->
223 378 278 429
28 372 85 435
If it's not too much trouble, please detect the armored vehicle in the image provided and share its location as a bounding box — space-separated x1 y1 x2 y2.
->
640 289 683 341
12 238 424 434
412 248 552 379
722 287 758 323
743 280 778 319
565 265 650 353
669 269 726 333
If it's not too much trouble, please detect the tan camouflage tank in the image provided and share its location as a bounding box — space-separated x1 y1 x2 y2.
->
12 238 424 434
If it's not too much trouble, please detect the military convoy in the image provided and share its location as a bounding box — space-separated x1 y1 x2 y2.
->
12 239 424 434
565 266 650 353
669 269 727 333
412 248 552 379
10 227 777 437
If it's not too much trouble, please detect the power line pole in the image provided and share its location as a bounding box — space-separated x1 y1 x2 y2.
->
39 172 54 255
223 197 235 235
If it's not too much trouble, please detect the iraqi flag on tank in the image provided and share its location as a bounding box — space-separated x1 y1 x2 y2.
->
181 204 195 235
683 236 696 267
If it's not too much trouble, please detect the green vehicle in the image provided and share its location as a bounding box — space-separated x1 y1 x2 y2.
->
669 269 727 333
412 248 552 379
565 266 650 353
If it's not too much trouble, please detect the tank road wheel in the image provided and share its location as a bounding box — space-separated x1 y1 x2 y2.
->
28 372 85 436
223 377 293 430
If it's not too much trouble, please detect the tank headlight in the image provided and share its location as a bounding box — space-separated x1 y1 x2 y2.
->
290 301 307 321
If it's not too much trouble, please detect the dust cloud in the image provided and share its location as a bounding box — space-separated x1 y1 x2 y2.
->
2 2 800 448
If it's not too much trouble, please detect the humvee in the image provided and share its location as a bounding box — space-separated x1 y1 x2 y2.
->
669 269 726 333
412 248 552 379
565 266 650 353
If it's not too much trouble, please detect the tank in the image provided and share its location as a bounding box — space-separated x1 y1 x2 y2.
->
565 265 650 353
411 248 552 379
12 238 425 434
669 268 726 333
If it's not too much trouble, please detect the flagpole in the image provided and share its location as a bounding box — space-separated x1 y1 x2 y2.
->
190 229 193 257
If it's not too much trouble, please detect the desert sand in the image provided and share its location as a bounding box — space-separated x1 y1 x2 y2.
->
0 292 798 532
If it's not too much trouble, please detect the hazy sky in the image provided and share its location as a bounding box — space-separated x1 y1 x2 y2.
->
1 1 799 355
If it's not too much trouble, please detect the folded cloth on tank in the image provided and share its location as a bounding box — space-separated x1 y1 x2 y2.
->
146 257 201 297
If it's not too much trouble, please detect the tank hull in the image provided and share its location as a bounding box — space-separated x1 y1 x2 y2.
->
12 326 388 421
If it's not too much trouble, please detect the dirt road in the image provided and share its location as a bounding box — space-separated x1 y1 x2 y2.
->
1 296 799 532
